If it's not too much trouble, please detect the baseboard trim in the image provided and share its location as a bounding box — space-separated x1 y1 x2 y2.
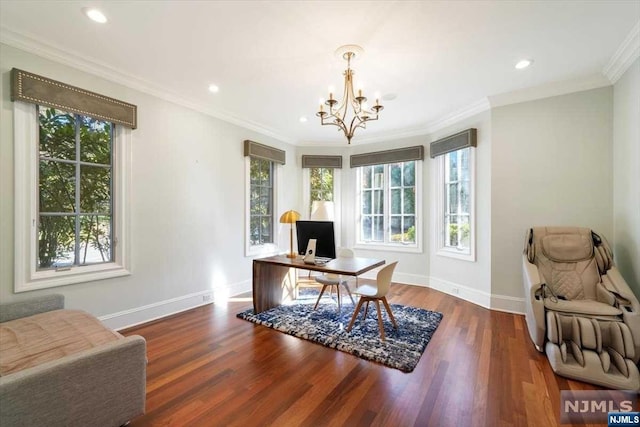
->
490 294 526 315
100 279 251 331
428 276 492 309
100 273 525 331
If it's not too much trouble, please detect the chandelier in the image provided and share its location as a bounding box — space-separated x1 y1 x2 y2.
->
316 45 383 144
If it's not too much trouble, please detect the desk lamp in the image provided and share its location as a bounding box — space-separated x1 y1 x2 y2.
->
280 210 301 258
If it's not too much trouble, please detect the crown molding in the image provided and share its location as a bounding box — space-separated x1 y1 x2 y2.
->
0 26 295 145
422 98 491 134
298 97 491 147
603 21 640 84
488 73 611 108
357 98 491 143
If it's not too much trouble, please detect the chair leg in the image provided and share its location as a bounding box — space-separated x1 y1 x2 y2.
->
336 284 341 309
343 282 356 305
381 296 397 329
347 298 366 331
364 301 370 320
375 300 385 341
314 285 329 310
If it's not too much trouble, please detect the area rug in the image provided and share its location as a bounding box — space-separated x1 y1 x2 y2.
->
236 290 443 372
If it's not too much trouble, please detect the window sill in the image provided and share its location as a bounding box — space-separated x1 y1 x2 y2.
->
16 263 131 293
245 243 281 258
355 242 422 254
436 247 476 262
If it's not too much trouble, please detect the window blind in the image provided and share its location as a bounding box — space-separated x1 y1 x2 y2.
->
11 68 137 129
429 128 477 158
350 145 424 168
244 140 286 164
301 155 342 168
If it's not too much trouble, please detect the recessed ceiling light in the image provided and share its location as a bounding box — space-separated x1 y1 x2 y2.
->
208 84 219 93
83 8 107 24
515 59 533 70
299 116 308 123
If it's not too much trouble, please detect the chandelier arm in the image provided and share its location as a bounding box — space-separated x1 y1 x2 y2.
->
320 114 348 136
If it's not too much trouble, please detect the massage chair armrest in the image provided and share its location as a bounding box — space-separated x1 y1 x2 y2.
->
523 255 543 295
604 267 640 310
523 255 546 350
603 267 640 363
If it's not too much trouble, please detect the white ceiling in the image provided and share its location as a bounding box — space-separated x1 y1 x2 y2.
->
1 1 638 145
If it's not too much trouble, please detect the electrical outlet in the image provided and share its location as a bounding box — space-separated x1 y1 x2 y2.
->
451 287 459 295
202 293 213 303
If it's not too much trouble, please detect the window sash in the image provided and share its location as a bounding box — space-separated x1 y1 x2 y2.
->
249 158 274 246
436 147 475 261
37 107 115 270
309 167 334 215
357 161 418 247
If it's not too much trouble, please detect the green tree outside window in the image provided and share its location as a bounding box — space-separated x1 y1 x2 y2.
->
38 107 113 269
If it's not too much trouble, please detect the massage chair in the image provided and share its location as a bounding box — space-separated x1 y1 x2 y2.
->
522 226 640 390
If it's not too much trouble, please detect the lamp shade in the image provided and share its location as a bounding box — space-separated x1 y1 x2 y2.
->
279 210 301 224
310 201 334 221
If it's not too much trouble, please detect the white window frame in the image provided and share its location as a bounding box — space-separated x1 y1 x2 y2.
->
302 167 341 244
245 157 280 257
354 161 422 253
14 102 131 292
435 147 476 261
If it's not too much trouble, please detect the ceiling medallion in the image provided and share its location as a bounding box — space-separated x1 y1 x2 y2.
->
316 45 383 144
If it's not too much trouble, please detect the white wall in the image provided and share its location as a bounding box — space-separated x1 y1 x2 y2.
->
491 87 614 298
613 58 640 295
0 44 298 328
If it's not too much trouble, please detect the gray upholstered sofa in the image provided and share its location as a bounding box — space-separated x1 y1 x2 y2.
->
0 294 146 426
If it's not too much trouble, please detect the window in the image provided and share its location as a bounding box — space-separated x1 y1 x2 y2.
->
37 107 114 269
436 147 475 260
308 167 334 215
249 157 274 246
14 102 131 292
357 161 420 251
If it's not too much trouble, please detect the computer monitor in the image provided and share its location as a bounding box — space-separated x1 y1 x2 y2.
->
295 221 336 259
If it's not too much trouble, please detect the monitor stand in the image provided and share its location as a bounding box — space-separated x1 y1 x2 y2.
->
303 239 316 265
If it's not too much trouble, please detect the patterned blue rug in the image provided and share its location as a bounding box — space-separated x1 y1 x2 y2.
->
236 290 443 372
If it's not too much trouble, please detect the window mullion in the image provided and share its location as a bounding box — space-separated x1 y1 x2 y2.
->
74 115 81 265
109 122 115 260
384 164 389 243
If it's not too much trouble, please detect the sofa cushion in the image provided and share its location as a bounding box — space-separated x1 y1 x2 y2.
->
0 309 122 376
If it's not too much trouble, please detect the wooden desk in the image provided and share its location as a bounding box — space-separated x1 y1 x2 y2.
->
252 255 385 313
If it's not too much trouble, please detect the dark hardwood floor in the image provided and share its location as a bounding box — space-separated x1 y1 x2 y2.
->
123 283 603 427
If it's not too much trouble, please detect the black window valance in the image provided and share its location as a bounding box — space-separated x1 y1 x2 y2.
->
11 68 137 129
244 140 286 165
350 145 424 168
301 155 343 168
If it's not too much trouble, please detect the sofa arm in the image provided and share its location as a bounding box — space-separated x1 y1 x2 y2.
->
0 294 64 323
0 335 146 427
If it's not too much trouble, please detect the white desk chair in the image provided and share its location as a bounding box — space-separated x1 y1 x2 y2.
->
347 261 398 341
313 248 356 310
